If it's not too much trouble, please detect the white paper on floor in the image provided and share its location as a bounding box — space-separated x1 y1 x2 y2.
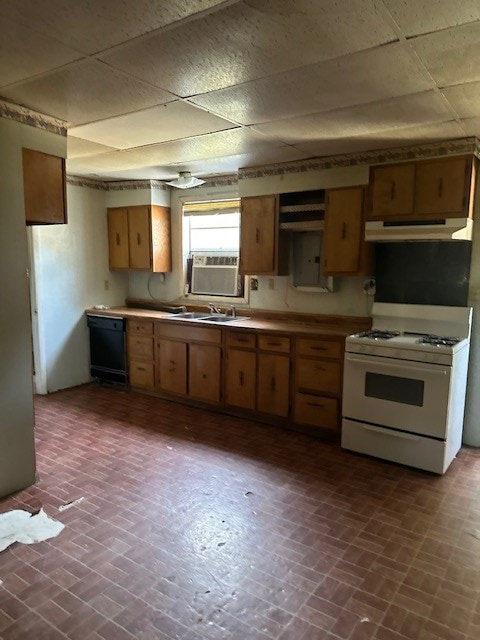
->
58 496 85 512
0 508 64 553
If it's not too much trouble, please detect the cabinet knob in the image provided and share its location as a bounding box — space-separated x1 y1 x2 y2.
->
390 180 396 200
270 377 276 392
342 222 347 240
116 232 120 246
137 232 141 245
438 177 444 198
255 227 260 243
239 371 244 386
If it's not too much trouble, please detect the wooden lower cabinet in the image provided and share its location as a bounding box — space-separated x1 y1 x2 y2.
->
127 320 155 389
257 353 290 417
189 344 221 403
155 339 187 395
225 349 256 409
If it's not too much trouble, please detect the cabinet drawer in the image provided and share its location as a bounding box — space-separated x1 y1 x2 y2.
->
155 322 221 344
128 335 153 360
258 334 290 353
129 361 154 388
294 393 337 430
297 338 342 359
296 358 341 394
128 319 153 336
226 331 256 349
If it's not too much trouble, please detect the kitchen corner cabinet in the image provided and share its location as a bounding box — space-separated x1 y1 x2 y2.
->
367 155 475 221
240 195 289 275
324 186 373 276
23 148 67 225
107 205 171 272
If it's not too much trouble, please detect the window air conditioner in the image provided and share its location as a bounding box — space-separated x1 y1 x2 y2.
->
190 253 240 296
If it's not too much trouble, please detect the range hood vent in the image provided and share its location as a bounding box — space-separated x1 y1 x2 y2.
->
365 218 473 242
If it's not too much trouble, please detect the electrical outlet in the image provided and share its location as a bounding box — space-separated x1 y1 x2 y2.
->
250 278 259 291
268 278 275 290
363 278 376 295
104 279 110 291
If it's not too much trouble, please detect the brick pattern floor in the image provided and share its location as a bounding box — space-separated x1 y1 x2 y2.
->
1 384 480 639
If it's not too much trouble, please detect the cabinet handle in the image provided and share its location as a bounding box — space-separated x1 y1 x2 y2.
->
239 371 244 386
342 222 347 239
255 228 260 243
137 232 141 245
169 360 176 365
168 367 176 373
310 346 327 351
236 338 248 343
390 180 396 200
307 401 325 408
271 377 276 392
116 232 120 246
136 366 145 371
315 366 326 371
266 341 281 347
438 177 444 198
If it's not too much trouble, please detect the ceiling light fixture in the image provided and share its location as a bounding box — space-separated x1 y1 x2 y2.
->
165 171 206 189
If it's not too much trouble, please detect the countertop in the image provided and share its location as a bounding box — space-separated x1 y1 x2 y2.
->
86 305 371 339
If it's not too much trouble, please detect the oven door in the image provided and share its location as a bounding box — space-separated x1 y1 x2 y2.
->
342 352 451 439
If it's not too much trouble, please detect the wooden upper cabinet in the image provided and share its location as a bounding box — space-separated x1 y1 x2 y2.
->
240 195 288 275
367 155 475 221
107 204 171 272
324 186 365 275
368 163 415 220
23 148 67 225
414 156 471 217
128 205 151 270
108 208 129 269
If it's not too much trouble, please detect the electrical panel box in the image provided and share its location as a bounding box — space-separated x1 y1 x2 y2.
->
292 232 334 292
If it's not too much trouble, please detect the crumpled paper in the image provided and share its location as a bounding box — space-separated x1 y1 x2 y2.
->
0 508 64 552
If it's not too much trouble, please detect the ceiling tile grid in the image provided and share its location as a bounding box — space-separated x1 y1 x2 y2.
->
1 1 480 181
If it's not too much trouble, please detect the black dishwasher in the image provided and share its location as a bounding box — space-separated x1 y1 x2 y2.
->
87 315 126 384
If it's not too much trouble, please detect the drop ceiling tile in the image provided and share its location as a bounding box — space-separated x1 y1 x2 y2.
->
252 91 455 143
0 16 82 87
1 59 175 125
412 22 480 88
66 148 149 176
0 0 228 54
442 82 480 118
100 0 397 96
189 42 432 125
69 102 238 149
382 0 480 37
292 120 465 157
67 136 119 158
459 116 480 137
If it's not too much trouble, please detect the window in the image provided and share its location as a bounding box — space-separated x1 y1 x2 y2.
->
182 199 244 298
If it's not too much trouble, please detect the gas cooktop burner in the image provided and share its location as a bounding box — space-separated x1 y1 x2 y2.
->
417 335 460 347
357 330 401 340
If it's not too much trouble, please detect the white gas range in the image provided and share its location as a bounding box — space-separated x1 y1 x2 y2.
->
342 303 472 474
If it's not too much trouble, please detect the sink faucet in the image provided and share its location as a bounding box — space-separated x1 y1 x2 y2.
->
208 302 221 314
230 305 236 318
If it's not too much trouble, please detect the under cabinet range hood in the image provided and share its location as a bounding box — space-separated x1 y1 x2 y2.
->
365 218 473 242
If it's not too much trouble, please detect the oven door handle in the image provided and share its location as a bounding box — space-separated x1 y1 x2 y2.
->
345 354 448 375
362 425 420 441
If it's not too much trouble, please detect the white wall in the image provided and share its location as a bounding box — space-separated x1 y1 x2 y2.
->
31 184 128 393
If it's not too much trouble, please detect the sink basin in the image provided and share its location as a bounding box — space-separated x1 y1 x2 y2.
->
171 312 211 319
199 315 235 323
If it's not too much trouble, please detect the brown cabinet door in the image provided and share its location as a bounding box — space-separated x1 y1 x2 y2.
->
23 148 66 225
240 195 278 274
189 344 221 403
324 187 364 275
225 349 256 410
156 339 187 395
414 156 470 217
128 206 151 270
151 205 172 273
257 353 289 417
108 208 129 269
368 163 415 219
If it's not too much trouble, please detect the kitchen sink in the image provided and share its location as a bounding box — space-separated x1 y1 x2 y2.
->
171 312 212 319
199 315 235 323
